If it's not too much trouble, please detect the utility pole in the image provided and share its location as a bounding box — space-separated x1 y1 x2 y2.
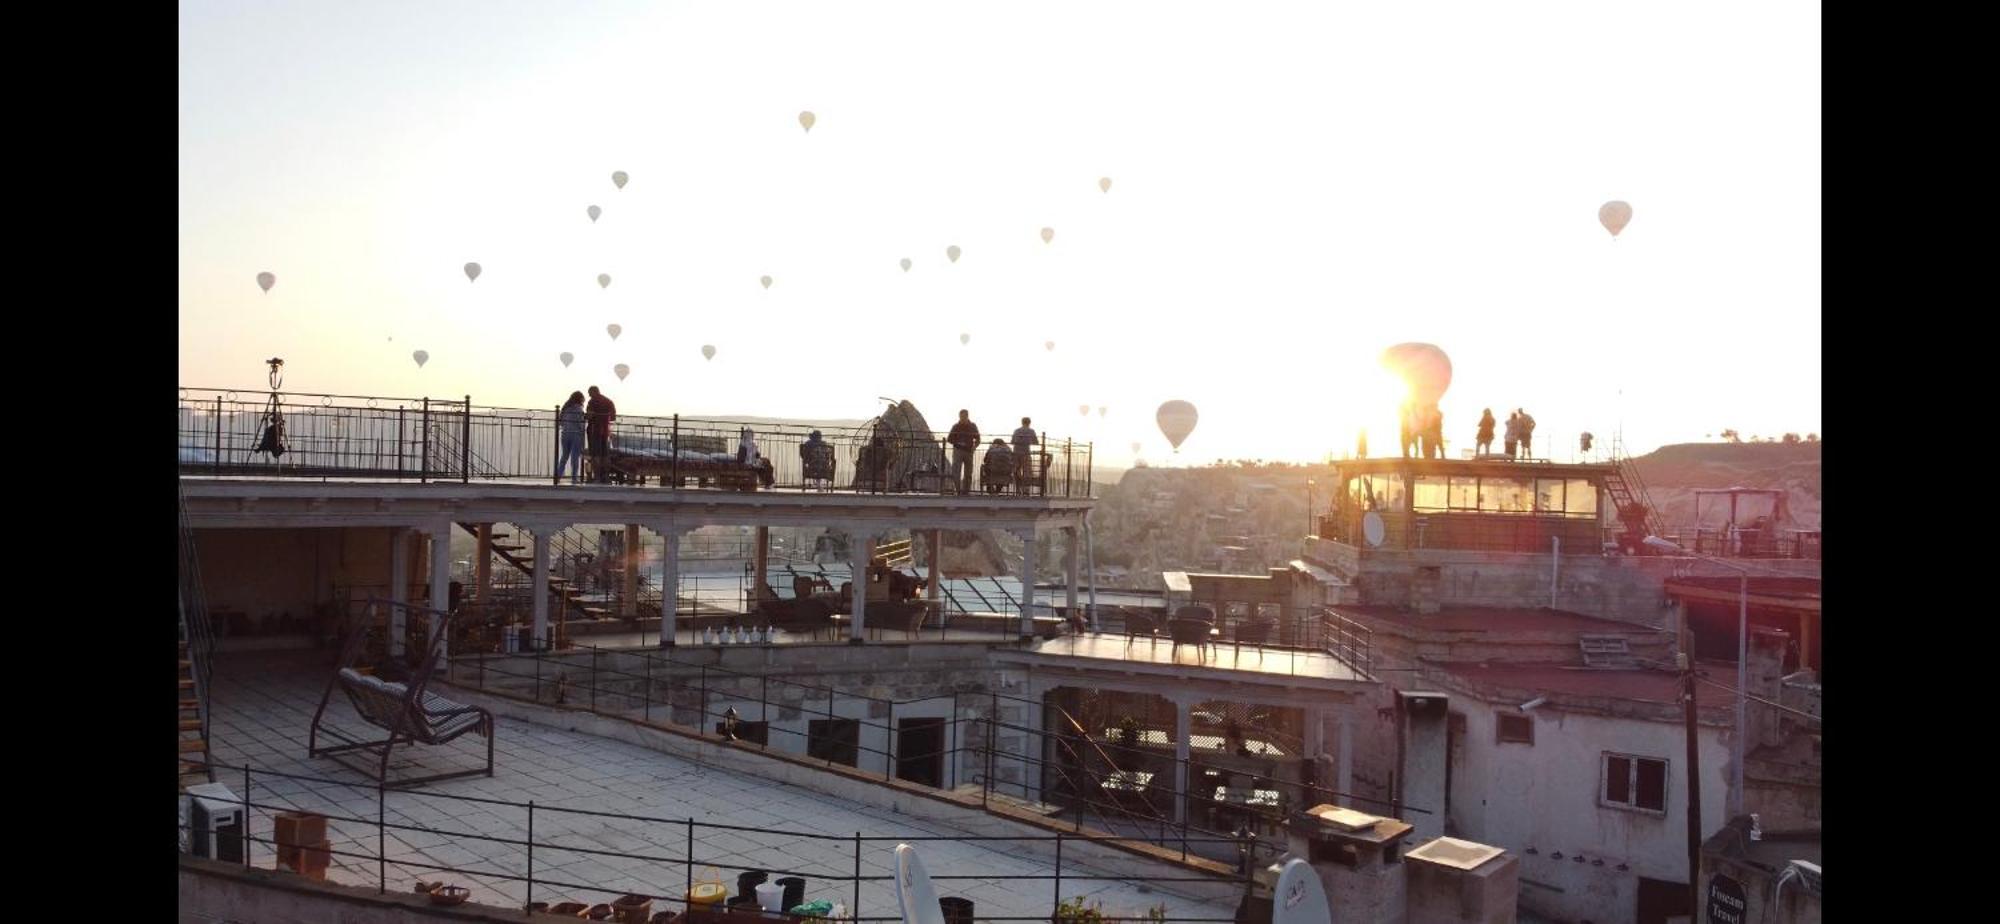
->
1681 648 1704 913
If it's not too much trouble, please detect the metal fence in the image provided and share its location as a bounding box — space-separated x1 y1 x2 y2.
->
178 388 1094 498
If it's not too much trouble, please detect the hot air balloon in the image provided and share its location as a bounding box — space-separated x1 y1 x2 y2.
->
598 273 612 289
1045 340 1056 352
900 258 912 272
256 272 275 293
701 345 716 361
1098 406 1107 418
1156 400 1198 450
464 262 481 282
1078 404 1090 416
1130 441 1141 454
559 352 574 368
588 205 601 222
614 363 630 381
798 111 815 132
1040 227 1055 244
612 171 628 189
606 324 622 341
959 333 970 346
1099 177 1112 193
412 350 429 368
760 275 773 289
946 245 961 263
1599 201 1632 238
1379 343 1454 405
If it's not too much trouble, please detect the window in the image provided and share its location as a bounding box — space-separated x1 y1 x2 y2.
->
808 719 860 767
1496 714 1534 744
1601 753 1668 812
1482 478 1532 513
1535 479 1566 514
1448 477 1480 511
1412 475 1449 512
1567 479 1599 517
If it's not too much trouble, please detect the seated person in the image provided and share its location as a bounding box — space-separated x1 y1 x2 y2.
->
981 439 1016 493
737 427 776 486
800 430 836 484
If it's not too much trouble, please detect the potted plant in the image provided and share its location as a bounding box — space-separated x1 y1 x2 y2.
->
1053 896 1106 924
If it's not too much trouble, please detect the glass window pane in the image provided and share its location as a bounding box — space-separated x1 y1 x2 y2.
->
1485 478 1531 513
1636 759 1667 811
1567 480 1599 516
1536 479 1565 513
1449 477 1479 511
1413 475 1448 512
1371 474 1407 511
1605 755 1631 804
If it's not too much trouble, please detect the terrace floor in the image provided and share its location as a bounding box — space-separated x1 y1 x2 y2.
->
199 651 1240 921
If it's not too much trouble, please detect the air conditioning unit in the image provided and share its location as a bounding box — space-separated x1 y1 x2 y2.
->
183 782 245 863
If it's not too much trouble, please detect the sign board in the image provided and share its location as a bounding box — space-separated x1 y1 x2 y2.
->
1706 875 1746 924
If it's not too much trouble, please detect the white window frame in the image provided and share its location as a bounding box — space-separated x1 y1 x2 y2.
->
1599 752 1669 815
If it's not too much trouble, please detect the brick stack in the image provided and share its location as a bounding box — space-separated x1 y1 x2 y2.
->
274 811 331 881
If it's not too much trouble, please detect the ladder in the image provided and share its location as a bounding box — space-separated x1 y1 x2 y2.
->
1604 436 1664 541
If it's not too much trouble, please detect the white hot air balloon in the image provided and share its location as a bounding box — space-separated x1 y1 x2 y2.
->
614 363 630 381
559 352 574 368
798 111 816 132
612 171 628 189
1098 406 1107 418
256 271 275 293
1379 343 1454 405
1041 227 1055 244
1156 400 1198 451
606 323 622 341
588 205 601 222
412 350 429 368
760 275 773 289
598 273 612 289
900 258 912 272
959 333 970 346
464 262 481 282
1599 200 1633 238
1099 177 1112 193
1045 340 1056 352
946 245 961 263
702 344 716 361
1078 404 1090 416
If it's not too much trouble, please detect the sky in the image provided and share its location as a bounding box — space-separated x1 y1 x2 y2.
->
179 0 1821 466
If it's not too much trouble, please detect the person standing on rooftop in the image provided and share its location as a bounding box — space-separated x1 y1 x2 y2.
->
1503 411 1521 459
585 386 616 483
1476 408 1496 456
1012 417 1041 493
948 410 981 495
1517 408 1537 459
556 391 586 484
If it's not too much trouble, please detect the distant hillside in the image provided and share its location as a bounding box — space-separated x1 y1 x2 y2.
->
1627 442 1821 528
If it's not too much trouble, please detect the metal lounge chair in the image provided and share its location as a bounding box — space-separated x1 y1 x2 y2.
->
308 599 495 788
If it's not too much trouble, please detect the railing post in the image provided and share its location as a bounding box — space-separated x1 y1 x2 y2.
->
552 405 562 486
526 800 536 909
212 396 223 475
700 665 708 729
461 395 471 483
1054 833 1064 911
852 831 863 920
886 702 896 781
1086 443 1093 497
1065 439 1073 497
671 415 681 490
397 406 406 478
242 764 253 869
535 651 543 703
377 779 386 893
645 656 653 724
590 648 598 712
686 818 695 897
419 397 431 484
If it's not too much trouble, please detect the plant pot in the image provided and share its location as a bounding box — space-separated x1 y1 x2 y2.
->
736 871 769 900
649 913 681 924
775 877 806 910
613 894 655 923
430 886 471 907
526 903 551 913
550 902 592 916
586 904 616 920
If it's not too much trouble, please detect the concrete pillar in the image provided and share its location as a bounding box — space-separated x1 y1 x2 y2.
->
1064 526 1080 619
849 531 872 643
388 528 409 658
427 520 452 662
622 524 640 620
1306 706 1328 801
1174 696 1192 825
474 524 493 602
658 523 682 647
1338 712 1353 799
531 529 552 649
1019 529 1039 641
753 526 770 601
927 529 943 622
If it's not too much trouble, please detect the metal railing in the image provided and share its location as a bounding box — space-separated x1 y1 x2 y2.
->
179 760 1248 922
179 388 1094 498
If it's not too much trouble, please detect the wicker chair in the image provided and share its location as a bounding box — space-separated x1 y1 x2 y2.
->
1168 605 1217 661
1121 609 1159 647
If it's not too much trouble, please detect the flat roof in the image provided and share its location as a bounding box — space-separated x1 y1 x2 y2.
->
1426 661 1684 704
1334 458 1617 478
1335 605 1666 635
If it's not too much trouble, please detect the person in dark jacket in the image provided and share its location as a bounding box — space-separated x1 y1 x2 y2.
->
1476 408 1496 456
947 410 980 495
556 391 586 484
1011 417 1041 492
585 386 616 482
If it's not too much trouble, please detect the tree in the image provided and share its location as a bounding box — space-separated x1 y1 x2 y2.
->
1805 433 1819 442
1782 433 1801 444
1720 429 1742 443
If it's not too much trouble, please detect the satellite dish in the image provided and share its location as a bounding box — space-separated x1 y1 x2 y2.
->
892 845 946 924
1271 859 1333 924
1362 511 1387 548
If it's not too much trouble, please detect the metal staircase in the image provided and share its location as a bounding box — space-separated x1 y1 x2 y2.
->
1605 435 1664 543
178 490 215 789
